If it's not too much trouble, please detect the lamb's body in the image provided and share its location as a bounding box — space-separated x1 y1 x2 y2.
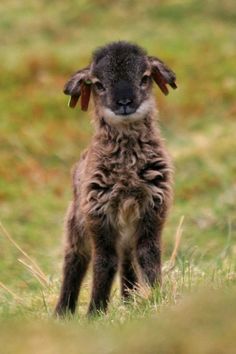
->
55 41 176 316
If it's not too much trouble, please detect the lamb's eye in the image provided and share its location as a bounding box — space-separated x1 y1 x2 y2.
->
140 75 150 86
94 81 105 92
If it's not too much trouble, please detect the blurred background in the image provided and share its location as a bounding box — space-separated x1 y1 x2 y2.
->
0 0 235 318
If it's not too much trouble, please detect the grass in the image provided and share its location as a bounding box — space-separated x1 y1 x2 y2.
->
1 287 236 354
0 0 236 352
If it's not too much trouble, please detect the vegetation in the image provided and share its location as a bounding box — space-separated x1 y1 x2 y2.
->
0 0 235 352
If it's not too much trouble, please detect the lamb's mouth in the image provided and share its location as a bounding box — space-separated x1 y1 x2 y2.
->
101 98 155 124
113 106 137 116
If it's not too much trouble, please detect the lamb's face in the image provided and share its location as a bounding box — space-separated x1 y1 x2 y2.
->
63 41 177 123
91 42 154 123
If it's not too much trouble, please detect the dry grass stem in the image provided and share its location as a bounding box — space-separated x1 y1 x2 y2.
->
169 215 185 265
0 281 23 303
18 258 49 287
0 221 47 280
163 215 185 275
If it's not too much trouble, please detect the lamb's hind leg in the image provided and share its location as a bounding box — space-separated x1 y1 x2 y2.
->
55 203 90 316
121 248 138 299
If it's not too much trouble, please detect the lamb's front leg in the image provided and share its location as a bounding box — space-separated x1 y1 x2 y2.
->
135 208 166 288
88 217 118 316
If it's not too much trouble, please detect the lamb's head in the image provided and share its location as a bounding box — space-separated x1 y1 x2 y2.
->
64 41 177 124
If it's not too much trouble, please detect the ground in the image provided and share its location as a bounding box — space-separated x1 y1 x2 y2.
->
0 1 235 353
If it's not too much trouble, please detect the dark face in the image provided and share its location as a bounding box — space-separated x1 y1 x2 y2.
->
91 47 152 118
63 41 177 122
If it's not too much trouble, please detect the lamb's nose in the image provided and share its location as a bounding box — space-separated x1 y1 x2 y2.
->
117 98 133 107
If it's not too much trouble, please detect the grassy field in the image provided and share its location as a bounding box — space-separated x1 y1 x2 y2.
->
0 0 236 352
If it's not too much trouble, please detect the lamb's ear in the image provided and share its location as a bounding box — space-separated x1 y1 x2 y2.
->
148 56 177 95
63 67 92 111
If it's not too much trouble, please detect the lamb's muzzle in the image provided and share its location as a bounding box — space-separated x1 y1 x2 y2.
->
55 41 177 317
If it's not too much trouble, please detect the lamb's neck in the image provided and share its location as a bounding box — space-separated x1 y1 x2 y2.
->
95 114 160 145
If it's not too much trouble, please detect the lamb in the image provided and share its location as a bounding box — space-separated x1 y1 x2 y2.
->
55 41 177 316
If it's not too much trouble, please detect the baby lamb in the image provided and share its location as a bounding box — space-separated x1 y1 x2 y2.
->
55 41 177 316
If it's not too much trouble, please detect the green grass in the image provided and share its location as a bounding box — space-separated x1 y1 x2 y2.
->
0 0 236 352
